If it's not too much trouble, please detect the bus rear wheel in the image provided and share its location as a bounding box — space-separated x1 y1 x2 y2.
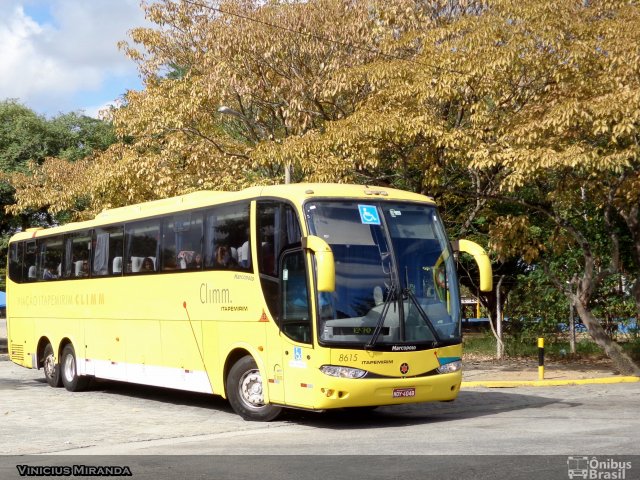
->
226 356 282 422
43 343 62 388
61 344 90 392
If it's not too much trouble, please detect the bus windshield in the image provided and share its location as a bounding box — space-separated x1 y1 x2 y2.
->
305 201 461 349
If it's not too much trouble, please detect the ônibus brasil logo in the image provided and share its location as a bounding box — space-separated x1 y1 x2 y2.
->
567 456 632 479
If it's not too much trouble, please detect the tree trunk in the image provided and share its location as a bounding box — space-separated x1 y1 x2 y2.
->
617 199 640 315
483 275 505 360
569 303 576 354
573 300 640 376
633 278 640 318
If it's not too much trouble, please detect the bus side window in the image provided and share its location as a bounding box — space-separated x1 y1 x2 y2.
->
125 220 160 274
25 241 37 282
64 231 92 278
204 202 251 271
8 242 23 283
38 236 64 281
163 212 203 271
257 201 306 341
93 226 124 277
280 249 311 344
258 203 302 277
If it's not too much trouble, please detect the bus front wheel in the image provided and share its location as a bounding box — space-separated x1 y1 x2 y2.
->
226 356 282 422
61 344 90 392
43 343 62 388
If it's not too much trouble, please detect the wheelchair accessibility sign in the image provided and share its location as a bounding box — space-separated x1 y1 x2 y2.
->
358 205 381 225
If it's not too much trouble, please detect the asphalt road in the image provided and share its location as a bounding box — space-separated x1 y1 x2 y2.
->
2 355 639 457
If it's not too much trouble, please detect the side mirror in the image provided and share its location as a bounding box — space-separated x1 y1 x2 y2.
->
302 235 335 292
452 239 493 292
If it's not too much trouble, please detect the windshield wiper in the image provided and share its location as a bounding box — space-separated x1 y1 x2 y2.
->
403 287 442 343
365 283 398 349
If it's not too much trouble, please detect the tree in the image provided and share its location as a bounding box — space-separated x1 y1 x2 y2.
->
0 100 115 228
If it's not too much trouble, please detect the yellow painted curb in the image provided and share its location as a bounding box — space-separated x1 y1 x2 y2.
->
461 376 640 388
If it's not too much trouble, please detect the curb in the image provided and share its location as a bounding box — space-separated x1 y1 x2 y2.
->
461 376 640 388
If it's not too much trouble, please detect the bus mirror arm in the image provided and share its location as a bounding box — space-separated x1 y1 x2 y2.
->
302 235 335 292
451 239 493 292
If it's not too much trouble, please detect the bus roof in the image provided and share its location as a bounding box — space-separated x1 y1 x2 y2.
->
9 183 435 242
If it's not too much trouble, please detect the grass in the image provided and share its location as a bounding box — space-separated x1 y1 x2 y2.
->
463 334 499 357
463 332 606 359
622 339 640 362
463 329 640 365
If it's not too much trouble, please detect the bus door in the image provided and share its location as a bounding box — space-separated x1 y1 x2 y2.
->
278 248 315 408
256 200 314 407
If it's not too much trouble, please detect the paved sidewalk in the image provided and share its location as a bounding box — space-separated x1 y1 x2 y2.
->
461 355 640 387
462 357 618 382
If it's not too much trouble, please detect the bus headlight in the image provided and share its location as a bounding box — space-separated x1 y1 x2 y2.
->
437 360 462 374
320 365 367 379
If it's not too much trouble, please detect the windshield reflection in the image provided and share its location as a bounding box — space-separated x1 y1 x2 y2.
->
305 201 460 349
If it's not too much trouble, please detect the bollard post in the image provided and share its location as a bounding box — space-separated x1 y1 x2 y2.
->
538 337 545 380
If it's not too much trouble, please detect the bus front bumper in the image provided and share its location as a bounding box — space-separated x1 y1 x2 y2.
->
311 371 462 410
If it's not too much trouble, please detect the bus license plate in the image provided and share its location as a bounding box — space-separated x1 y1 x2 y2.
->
393 387 415 398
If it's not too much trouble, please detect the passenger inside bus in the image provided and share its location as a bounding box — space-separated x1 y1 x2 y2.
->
214 245 236 269
189 253 203 269
177 250 193 269
163 256 177 270
43 262 58 280
74 260 89 277
141 257 155 272
237 240 250 268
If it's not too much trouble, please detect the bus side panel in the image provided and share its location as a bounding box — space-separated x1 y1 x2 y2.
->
124 319 162 386
159 318 212 393
202 320 222 395
155 273 216 394
6 279 33 368
125 319 161 367
55 317 85 363
85 318 127 380
7 314 35 369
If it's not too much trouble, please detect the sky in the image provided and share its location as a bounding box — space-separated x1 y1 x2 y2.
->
0 0 150 118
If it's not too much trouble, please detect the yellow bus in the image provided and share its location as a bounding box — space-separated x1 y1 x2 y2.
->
6 183 491 421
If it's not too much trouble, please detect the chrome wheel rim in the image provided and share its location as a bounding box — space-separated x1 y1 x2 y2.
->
44 353 55 379
63 353 76 383
238 369 265 410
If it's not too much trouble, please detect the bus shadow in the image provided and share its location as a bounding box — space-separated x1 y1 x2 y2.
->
31 376 576 428
33 377 237 414
279 390 576 429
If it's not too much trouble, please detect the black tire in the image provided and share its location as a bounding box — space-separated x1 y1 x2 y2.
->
226 356 282 421
60 344 90 392
43 343 62 388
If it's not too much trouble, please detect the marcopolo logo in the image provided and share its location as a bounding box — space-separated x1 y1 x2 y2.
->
567 456 632 479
